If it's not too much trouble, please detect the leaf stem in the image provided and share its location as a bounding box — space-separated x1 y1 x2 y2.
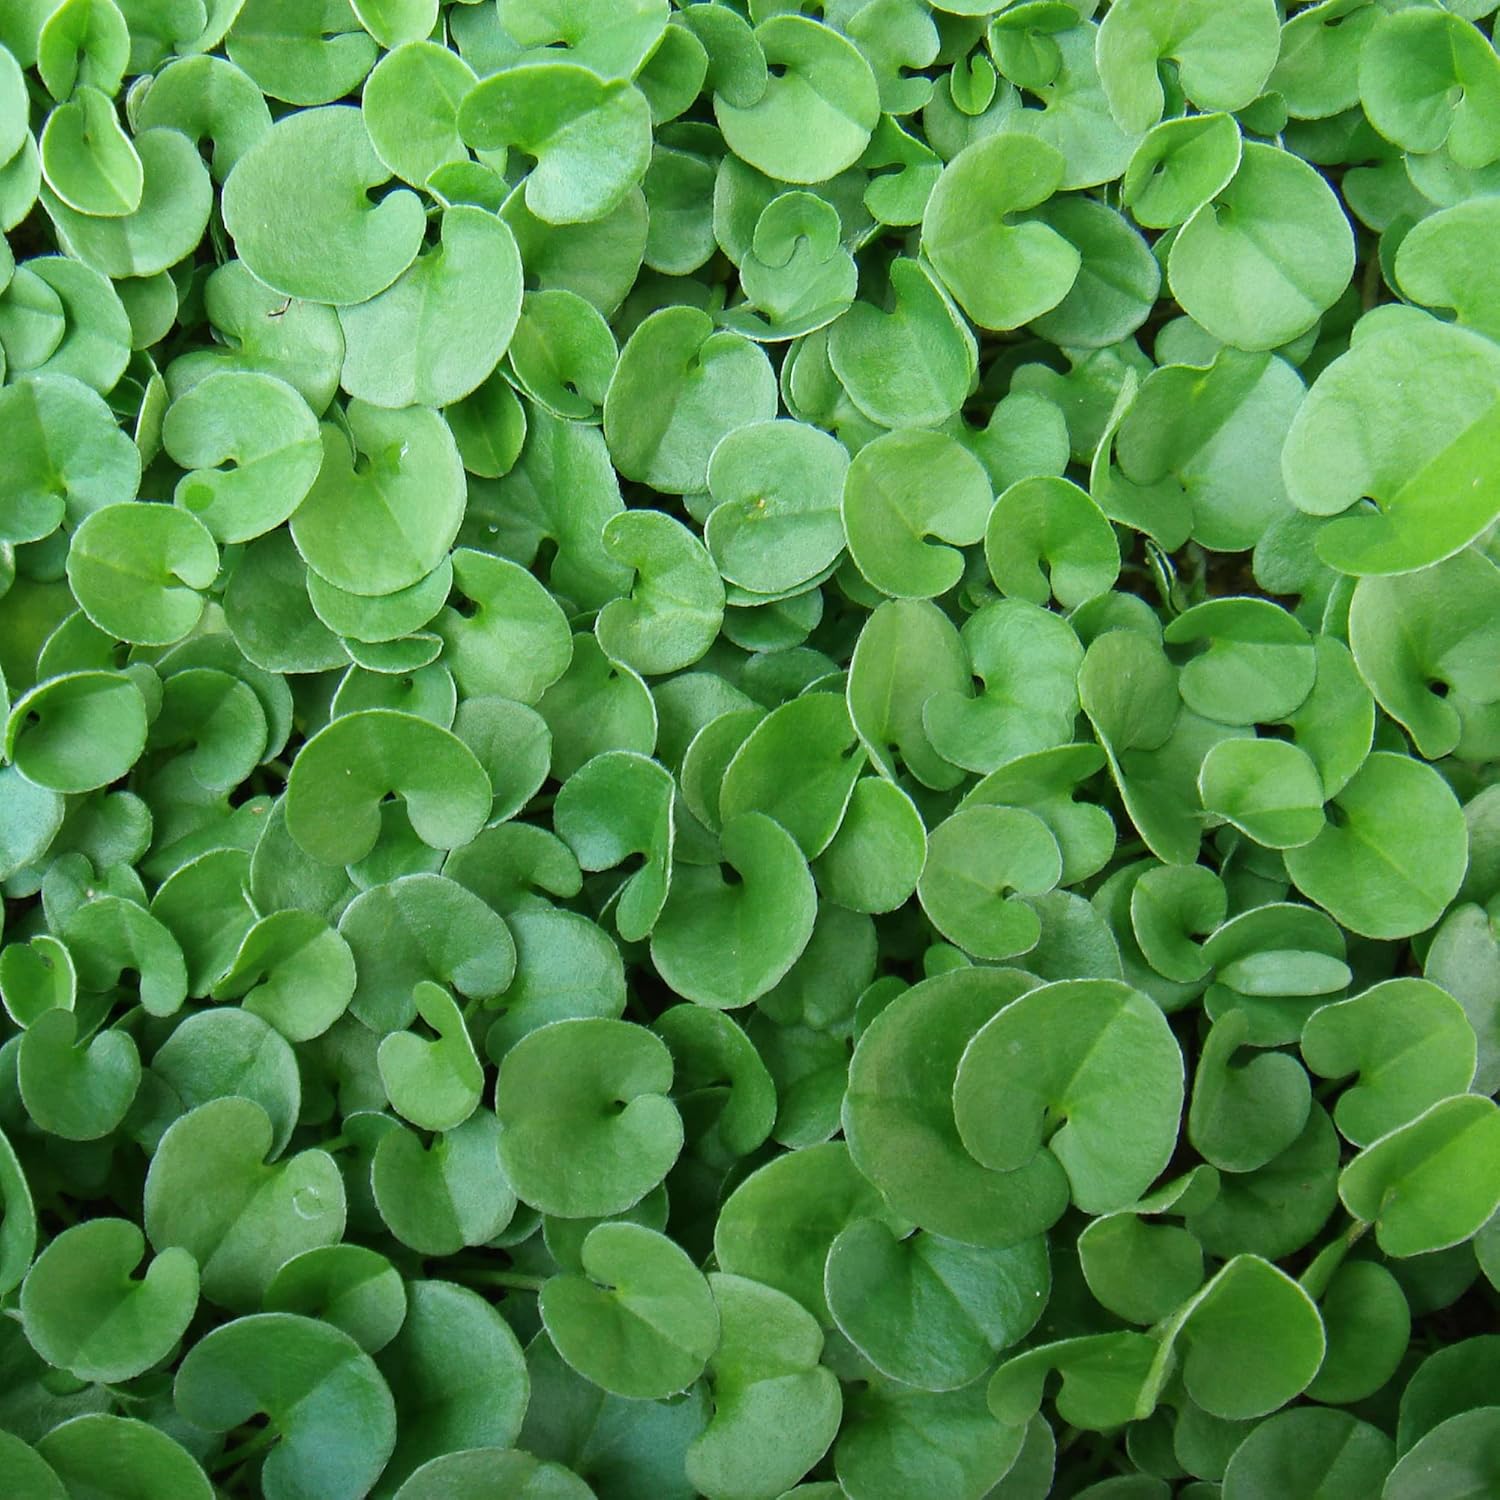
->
213 1424 278 1475
447 1268 548 1292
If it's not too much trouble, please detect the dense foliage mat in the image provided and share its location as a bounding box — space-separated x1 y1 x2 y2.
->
1 1 1499 1496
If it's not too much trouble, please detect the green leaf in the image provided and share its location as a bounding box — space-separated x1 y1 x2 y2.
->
1384 1409 1500 1500
39 86 142 218
1395 198 1500 344
35 1416 210 1500
597 509 726 675
922 133 1080 331
1188 1009 1310 1173
987 1332 1160 1432
836 1373 1028 1500
163 371 322 545
371 1112 516 1257
174 1313 395 1500
376 1279 529 1492
1221 1408 1394 1500
153 1006 301 1158
290 400 464 598
926 600 1083 775
496 1018 682 1218
843 429 992 600
1359 7 1500 168
37 0 130 99
848 598 970 791
338 207 523 410
1348 551 1500 761
719 693 865 860
918 805 1061 960
1302 979 1478 1148
18 1006 139 1142
0 374 141 545
1111 347 1305 554
1096 0 1282 133
713 15 878 185
377 980 484 1133
826 1222 1049 1392
211 909 357 1042
845 967 1068 1249
1282 316 1500 576
985 476 1120 609
361 39 474 189
392 1450 593 1500
460 64 652 225
1283 752 1469 941
221 105 424 304
1149 1254 1326 1422
812 775 927 915
143 1096 345 1310
705 418 848 596
1304 1259 1410 1407
434 547 571 705
5 670 147 794
651 812 817 1009
686 1272 843 1500
1198 737 1325 851
1122 113 1241 230
954 978 1184 1214
604 305 777 496
1167 143 1353 352
714 1140 890 1325
1338 1094 1500 1258
42 126 213 278
284 710 491 867
20 1218 197 1384
263 1244 407 1355
341 872 514 1032
541 1222 718 1399
826 257 977 430
65 501 218 648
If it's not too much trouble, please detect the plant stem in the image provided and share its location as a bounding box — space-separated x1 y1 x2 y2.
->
447 1269 547 1292
213 1425 278 1475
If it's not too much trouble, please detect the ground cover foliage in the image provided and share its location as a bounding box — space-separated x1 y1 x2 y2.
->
0 0 1498 1496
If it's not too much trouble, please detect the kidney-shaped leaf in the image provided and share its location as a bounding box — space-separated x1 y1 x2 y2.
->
953 978 1184 1214
1339 1094 1500 1258
144 1096 345 1311
826 1221 1049 1394
1150 1254 1325 1421
5 669 147 794
175 1312 396 1500
221 105 425 305
921 133 1079 332
541 1222 718 1400
285 710 491 866
651 812 817 1009
686 1272 842 1500
66 501 218 648
844 967 1067 1249
1282 316 1500 576
460 63 652 225
1283 752 1468 941
1302 979 1478 1148
496 1018 682 1219
20 1217 197 1384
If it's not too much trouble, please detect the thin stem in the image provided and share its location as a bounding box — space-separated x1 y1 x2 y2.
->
213 1424 278 1475
447 1269 547 1293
